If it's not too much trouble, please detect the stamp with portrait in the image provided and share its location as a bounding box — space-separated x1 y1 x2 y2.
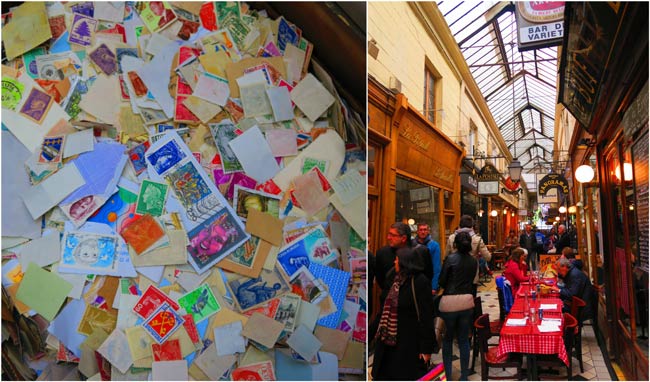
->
49 15 67 40
136 180 168 216
61 231 119 273
89 44 118 75
146 138 186 175
19 88 53 124
60 195 106 228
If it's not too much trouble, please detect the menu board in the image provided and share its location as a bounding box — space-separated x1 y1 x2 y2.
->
633 128 649 273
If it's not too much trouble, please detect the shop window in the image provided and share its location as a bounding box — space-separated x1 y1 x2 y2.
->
423 63 441 125
368 143 379 190
395 175 440 243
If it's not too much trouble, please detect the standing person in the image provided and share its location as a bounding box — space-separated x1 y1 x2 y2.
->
503 248 529 293
519 224 538 270
413 223 442 295
370 223 412 340
504 229 518 255
554 224 571 254
446 215 491 295
372 247 434 381
438 232 478 381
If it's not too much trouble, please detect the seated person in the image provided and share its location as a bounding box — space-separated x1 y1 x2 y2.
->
560 246 583 270
519 248 528 275
503 248 529 294
551 257 593 322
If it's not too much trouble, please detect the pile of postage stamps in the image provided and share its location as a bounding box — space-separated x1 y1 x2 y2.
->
1 2 366 380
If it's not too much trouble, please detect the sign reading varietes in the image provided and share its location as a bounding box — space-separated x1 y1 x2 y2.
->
515 2 565 51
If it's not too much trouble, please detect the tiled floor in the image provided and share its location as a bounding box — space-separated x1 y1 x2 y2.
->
369 271 617 381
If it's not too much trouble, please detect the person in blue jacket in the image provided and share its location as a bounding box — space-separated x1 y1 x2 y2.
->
412 223 441 295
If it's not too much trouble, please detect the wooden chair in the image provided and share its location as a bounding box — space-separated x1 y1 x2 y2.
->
470 296 500 373
570 296 587 373
536 313 578 380
492 250 507 270
474 313 523 381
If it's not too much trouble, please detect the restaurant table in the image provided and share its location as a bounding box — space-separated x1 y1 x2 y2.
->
495 292 567 381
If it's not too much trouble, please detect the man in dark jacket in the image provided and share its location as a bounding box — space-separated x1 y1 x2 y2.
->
553 257 593 322
412 223 440 294
554 224 571 254
520 224 538 271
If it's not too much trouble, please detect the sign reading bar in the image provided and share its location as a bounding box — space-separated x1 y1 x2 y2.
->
538 173 569 196
515 2 565 51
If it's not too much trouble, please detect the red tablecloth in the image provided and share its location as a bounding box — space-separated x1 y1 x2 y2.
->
495 297 569 366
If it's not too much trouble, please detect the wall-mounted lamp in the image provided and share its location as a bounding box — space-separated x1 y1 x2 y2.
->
511 212 515 217
559 206 567 214
407 218 415 226
491 210 498 217
615 162 633 181
555 216 561 221
503 208 508 215
568 206 577 214
478 209 484 217
575 164 595 183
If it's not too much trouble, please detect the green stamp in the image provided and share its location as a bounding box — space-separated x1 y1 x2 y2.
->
1 77 24 111
302 157 328 174
178 284 220 323
135 180 169 217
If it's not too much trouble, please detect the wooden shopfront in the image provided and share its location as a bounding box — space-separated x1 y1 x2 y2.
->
560 2 648 379
368 76 463 256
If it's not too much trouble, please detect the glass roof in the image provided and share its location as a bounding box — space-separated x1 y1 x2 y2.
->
436 1 559 188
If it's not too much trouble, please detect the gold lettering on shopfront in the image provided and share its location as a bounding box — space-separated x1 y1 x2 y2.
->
433 165 455 186
399 125 431 151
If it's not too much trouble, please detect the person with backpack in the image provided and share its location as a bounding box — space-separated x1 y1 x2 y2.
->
446 215 491 296
412 223 441 295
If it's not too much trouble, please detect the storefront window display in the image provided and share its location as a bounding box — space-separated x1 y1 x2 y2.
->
395 175 441 243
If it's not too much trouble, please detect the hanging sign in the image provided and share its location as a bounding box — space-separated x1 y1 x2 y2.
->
515 2 565 51
478 163 501 195
502 176 523 195
538 173 569 196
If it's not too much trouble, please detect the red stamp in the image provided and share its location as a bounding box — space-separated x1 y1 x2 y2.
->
182 314 201 345
133 285 180 319
151 339 182 361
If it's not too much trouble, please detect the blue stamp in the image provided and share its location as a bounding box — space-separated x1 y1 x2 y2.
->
61 232 118 272
142 302 185 344
276 241 310 278
68 13 98 47
146 139 186 175
164 161 211 208
128 142 149 176
277 17 299 52
228 268 289 311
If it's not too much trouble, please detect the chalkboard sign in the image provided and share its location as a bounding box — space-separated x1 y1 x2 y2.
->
623 81 649 140
632 129 649 273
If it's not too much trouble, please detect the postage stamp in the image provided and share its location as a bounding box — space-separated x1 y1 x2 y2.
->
223 236 260 269
181 314 202 348
128 141 150 175
127 71 148 97
49 15 67 40
71 2 94 17
151 339 182 361
133 285 180 319
289 265 326 304
208 120 243 174
19 88 53 124
2 77 24 110
233 185 280 221
242 297 281 319
187 209 248 273
146 138 186 175
119 214 166 255
139 107 168 125
142 302 185 344
178 284 221 324
135 180 168 216
68 13 98 47
61 231 118 272
77 305 117 336
273 293 301 333
89 44 118 75
163 161 211 209
277 17 299 52
231 361 276 381
61 194 105 227
135 1 178 33
39 135 65 163
227 267 289 311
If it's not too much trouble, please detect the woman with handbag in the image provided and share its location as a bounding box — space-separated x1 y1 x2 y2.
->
372 247 434 380
438 231 478 381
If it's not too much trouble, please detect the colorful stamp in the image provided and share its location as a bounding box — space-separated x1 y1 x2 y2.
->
127 71 148 97
77 305 117 336
225 236 260 269
135 1 178 33
61 195 104 227
178 284 221 324
289 266 326 304
228 267 290 311
61 231 118 272
187 209 247 273
277 17 299 52
89 44 117 75
119 214 166 255
231 360 276 381
208 120 243 174
128 142 150 175
39 135 65 163
142 301 185 344
115 48 138 74
136 180 168 217
49 15 67 40
273 293 301 333
242 297 281 319
146 139 186 175
163 161 211 208
133 285 180 319
151 339 182 361
71 2 94 17
181 314 202 347
68 13 98 47
2 76 24 110
19 88 53 124
233 186 280 221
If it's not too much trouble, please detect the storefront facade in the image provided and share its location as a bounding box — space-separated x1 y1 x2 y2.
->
368 77 463 254
560 2 648 379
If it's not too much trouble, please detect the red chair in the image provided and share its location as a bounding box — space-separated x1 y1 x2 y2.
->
474 313 522 381
470 297 501 373
570 296 587 373
536 313 578 380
